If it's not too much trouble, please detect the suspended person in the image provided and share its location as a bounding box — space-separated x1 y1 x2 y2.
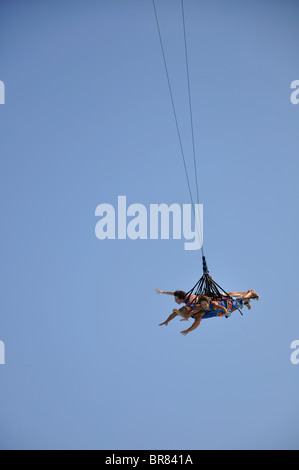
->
156 287 258 312
198 295 244 315
156 289 203 326
227 290 259 309
156 289 259 335
179 295 246 336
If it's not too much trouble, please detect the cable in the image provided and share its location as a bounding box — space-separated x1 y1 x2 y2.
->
181 0 199 208
152 0 204 255
181 0 204 257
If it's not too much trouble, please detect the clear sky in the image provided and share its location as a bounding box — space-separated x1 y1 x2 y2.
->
0 0 299 450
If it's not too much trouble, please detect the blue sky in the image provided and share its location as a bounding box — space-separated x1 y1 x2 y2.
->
0 0 299 450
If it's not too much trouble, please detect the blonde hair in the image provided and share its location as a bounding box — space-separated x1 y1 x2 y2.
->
197 294 211 303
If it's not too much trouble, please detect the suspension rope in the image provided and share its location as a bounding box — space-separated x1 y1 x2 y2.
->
152 1 245 315
181 0 204 258
181 0 200 209
152 0 204 256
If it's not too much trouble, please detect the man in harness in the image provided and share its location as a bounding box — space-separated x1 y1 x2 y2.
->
156 290 203 327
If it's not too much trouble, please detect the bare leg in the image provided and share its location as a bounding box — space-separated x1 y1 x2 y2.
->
228 290 259 300
159 311 178 326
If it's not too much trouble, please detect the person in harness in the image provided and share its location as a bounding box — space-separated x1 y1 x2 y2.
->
157 290 202 327
197 295 244 318
179 295 245 335
156 288 259 335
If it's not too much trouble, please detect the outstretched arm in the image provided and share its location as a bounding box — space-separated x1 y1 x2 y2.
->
156 289 174 296
181 315 202 335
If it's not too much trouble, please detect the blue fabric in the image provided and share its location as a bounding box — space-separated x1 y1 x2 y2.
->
219 298 244 310
201 298 244 319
